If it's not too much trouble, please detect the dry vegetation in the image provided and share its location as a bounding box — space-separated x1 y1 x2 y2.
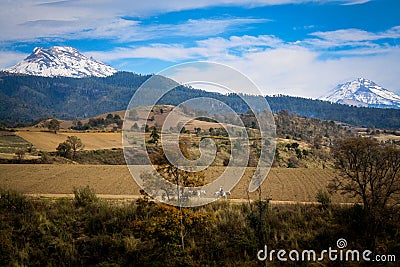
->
3 106 395 205
0 164 351 203
1 108 399 266
16 131 122 151
1 188 397 266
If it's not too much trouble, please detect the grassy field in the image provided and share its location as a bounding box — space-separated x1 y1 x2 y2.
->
0 132 41 160
16 131 122 151
0 133 32 153
0 164 351 203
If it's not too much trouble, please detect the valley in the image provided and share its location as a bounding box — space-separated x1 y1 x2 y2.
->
1 1 400 264
0 56 400 266
0 104 393 205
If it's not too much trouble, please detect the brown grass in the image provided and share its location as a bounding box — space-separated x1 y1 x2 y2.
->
16 131 122 151
0 164 351 203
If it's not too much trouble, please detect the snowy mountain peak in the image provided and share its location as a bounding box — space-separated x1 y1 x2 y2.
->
7 46 117 78
319 78 400 109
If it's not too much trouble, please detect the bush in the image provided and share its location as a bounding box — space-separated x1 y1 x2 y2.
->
1 189 398 266
0 189 32 212
287 156 299 168
15 148 26 161
315 189 331 209
73 186 98 207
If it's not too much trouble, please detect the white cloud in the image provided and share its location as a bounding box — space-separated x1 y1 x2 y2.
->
229 47 400 98
0 8 267 44
26 0 372 17
197 35 283 51
170 18 269 37
0 51 28 69
294 26 400 58
341 0 370 5
86 29 400 98
310 27 400 43
0 0 370 43
89 35 284 62
69 17 268 44
2 0 394 98
87 44 205 62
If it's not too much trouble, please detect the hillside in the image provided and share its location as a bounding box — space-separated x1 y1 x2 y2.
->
0 72 149 125
266 95 400 129
0 105 356 170
2 72 400 129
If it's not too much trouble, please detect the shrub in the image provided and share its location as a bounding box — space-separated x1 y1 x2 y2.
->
0 189 31 212
73 186 98 207
315 189 331 210
15 148 26 162
287 156 299 168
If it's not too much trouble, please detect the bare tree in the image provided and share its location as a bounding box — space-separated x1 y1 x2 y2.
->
329 137 400 250
330 138 400 211
15 148 26 162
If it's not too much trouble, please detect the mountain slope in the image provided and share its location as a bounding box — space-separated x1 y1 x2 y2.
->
6 46 117 78
1 72 400 129
0 72 149 125
319 78 400 108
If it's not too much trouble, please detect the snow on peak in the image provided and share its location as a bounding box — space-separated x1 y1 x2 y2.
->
319 78 400 109
7 46 117 78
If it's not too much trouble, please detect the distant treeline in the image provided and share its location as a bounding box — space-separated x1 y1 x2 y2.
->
266 95 400 129
1 71 400 129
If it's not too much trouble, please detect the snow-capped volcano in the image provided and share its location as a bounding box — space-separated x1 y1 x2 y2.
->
319 78 400 109
6 46 117 78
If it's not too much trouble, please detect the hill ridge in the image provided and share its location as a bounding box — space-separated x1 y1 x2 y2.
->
1 72 400 129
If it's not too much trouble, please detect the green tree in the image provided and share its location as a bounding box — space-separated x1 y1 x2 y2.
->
142 124 150 133
72 120 83 130
56 141 71 158
65 136 84 160
195 127 201 135
149 127 159 145
48 119 60 134
291 142 299 149
106 113 114 123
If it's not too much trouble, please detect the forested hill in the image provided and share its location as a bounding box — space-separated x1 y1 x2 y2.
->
1 71 400 129
266 95 400 129
0 72 150 126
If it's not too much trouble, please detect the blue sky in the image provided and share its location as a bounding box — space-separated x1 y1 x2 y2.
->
1 0 399 98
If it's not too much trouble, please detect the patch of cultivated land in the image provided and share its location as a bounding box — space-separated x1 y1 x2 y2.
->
0 164 352 203
16 131 122 151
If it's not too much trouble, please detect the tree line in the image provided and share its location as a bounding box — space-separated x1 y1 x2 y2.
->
2 72 400 129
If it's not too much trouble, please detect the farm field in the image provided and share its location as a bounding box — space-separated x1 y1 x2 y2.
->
0 164 351 203
16 131 122 151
